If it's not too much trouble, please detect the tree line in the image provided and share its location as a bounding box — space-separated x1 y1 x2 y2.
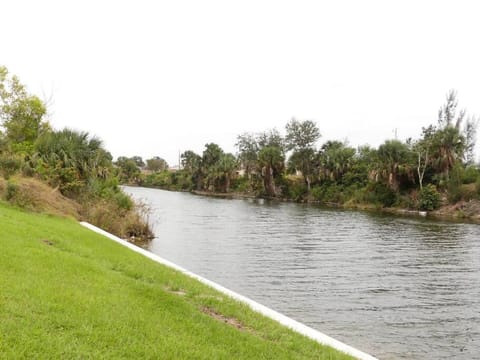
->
2 64 478 214
118 90 479 211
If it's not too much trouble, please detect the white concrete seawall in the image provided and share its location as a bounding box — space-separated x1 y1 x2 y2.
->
80 222 378 360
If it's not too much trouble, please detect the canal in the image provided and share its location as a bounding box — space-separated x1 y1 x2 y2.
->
124 186 480 359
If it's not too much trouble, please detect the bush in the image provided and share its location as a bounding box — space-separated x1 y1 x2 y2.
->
448 183 478 203
231 175 250 193
364 182 397 207
287 181 307 202
419 184 441 211
21 161 35 177
113 191 133 210
462 165 480 184
5 181 19 201
0 153 23 179
82 199 153 241
311 183 345 204
143 171 173 188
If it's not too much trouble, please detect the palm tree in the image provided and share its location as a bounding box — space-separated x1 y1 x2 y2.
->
318 141 356 182
215 153 237 192
376 140 413 191
181 150 203 190
34 128 113 195
431 126 465 181
258 146 284 197
202 143 224 191
431 90 468 181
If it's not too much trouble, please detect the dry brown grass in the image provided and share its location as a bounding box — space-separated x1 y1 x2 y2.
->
1 175 153 241
1 176 80 218
0 177 6 195
81 199 153 242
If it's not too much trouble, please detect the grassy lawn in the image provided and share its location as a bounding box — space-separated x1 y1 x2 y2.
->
0 202 353 359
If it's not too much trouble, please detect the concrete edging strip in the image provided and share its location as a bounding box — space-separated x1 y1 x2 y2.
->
80 222 378 360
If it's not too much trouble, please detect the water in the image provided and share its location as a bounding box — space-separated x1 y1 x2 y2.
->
124 186 480 359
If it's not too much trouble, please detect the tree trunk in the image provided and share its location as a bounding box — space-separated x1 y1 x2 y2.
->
305 175 311 193
225 175 230 193
417 150 428 190
262 165 276 197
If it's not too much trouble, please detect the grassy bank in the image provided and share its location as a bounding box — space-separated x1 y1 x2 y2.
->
0 202 353 359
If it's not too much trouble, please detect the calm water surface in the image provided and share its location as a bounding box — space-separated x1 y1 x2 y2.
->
124 186 480 359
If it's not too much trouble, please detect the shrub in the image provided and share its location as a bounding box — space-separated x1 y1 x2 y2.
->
288 181 307 202
419 184 441 211
462 165 480 184
5 181 19 201
365 182 397 207
113 191 133 210
448 183 478 203
0 177 5 195
21 161 35 177
143 171 173 188
311 183 345 204
231 175 250 193
396 193 417 210
0 153 23 179
461 165 480 184
82 199 153 241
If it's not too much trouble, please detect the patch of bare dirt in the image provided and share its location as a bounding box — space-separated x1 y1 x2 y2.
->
164 286 187 296
201 307 246 330
433 199 480 220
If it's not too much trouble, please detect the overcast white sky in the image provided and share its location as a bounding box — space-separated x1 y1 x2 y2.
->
2 0 480 165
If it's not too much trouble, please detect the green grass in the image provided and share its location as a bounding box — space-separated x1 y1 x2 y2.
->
0 202 353 359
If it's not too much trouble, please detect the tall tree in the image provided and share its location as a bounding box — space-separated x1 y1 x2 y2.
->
431 90 473 181
376 140 413 191
285 119 320 191
412 126 435 190
130 156 145 168
146 156 168 172
258 145 284 197
318 141 356 182
463 116 478 165
181 150 203 190
285 118 320 151
202 143 223 167
202 143 224 190
115 156 141 183
236 132 259 176
0 66 49 154
255 129 285 196
437 90 465 129
214 153 237 192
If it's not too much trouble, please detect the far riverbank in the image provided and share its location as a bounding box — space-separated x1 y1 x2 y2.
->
131 184 480 224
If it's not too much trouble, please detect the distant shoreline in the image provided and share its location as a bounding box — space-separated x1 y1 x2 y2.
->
125 184 480 224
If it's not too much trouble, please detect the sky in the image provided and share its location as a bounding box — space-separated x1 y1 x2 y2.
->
2 0 480 166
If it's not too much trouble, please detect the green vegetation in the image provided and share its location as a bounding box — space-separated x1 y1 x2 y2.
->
0 202 352 359
124 92 479 217
419 184 441 211
0 66 151 240
2 64 480 219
